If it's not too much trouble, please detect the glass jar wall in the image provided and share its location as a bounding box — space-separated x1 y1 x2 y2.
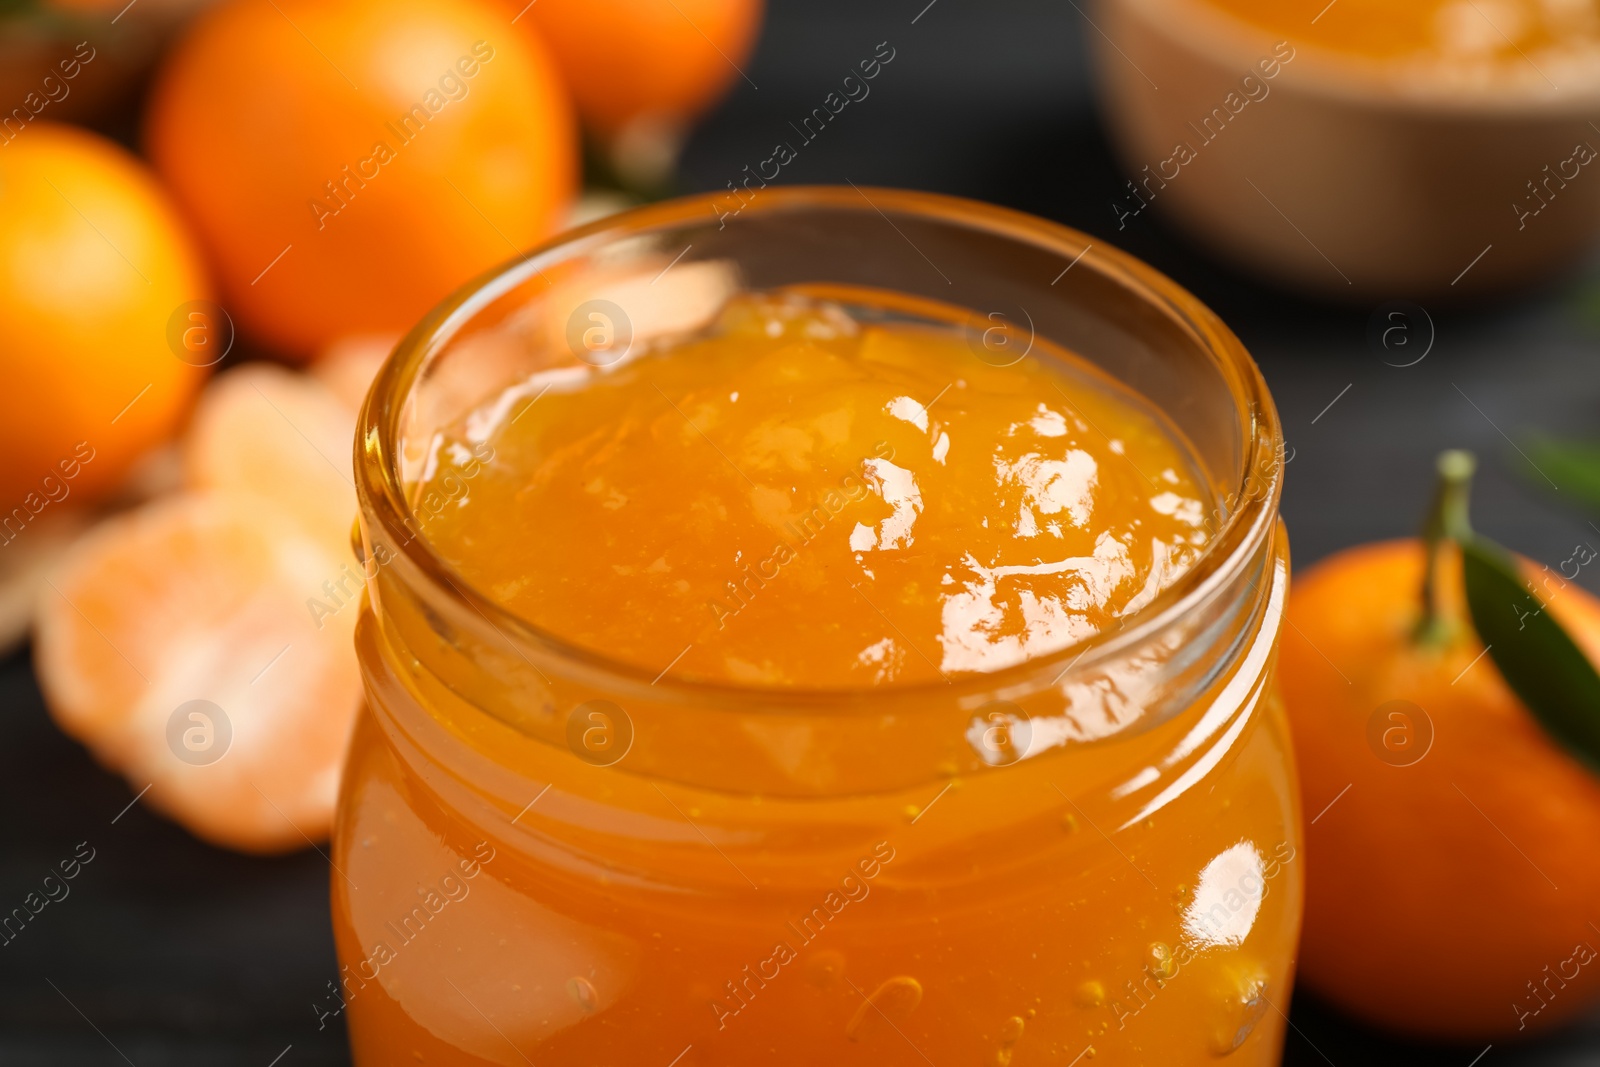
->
335 188 1299 1066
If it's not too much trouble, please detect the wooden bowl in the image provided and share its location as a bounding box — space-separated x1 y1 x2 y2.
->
1091 0 1600 298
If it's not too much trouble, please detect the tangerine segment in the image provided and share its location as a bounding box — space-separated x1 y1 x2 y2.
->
0 122 209 507
314 334 398 414
1282 540 1600 1038
184 364 357 552
35 492 361 853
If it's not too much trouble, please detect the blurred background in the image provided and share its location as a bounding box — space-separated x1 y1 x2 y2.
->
2 0 1599 1062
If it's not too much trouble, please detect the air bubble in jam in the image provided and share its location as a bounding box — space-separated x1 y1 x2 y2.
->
846 975 923 1042
567 975 599 1013
990 1014 1027 1066
1074 980 1106 1007
806 949 846 988
1208 966 1271 1056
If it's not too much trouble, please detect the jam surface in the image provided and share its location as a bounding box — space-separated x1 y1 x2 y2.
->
415 294 1212 687
1201 0 1599 75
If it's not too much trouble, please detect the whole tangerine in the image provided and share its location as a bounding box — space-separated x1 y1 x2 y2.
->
522 0 763 137
0 122 210 512
1283 500 1600 1037
145 0 577 358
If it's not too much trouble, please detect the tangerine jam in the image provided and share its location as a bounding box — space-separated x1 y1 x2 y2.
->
335 189 1299 1065
1199 0 1600 87
420 294 1214 686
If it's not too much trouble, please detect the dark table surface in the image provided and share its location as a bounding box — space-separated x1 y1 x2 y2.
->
5 0 1600 1063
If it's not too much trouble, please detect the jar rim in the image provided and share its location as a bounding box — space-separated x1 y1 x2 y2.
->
355 185 1284 709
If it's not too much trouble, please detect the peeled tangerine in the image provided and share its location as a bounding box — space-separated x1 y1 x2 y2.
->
35 359 374 853
184 362 360 552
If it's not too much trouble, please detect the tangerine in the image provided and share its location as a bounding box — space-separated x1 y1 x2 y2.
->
1284 526 1600 1037
184 362 359 552
35 491 363 853
522 0 762 137
35 359 377 853
145 0 578 358
0 122 209 512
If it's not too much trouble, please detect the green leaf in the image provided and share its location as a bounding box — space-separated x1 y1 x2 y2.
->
1523 436 1600 517
1462 536 1600 769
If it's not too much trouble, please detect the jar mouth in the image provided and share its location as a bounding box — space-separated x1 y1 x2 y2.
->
356 186 1283 710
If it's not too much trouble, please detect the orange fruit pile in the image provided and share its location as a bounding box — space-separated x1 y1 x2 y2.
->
9 0 769 853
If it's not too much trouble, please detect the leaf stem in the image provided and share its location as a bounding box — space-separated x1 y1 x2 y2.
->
1416 450 1477 644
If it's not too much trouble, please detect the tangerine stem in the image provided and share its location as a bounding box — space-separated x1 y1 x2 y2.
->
1416 449 1477 645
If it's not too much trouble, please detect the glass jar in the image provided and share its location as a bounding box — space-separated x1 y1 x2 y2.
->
336 187 1298 1065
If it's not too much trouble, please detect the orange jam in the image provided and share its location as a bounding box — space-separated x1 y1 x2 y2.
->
1202 0 1600 74
335 256 1299 1064
416 295 1210 687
